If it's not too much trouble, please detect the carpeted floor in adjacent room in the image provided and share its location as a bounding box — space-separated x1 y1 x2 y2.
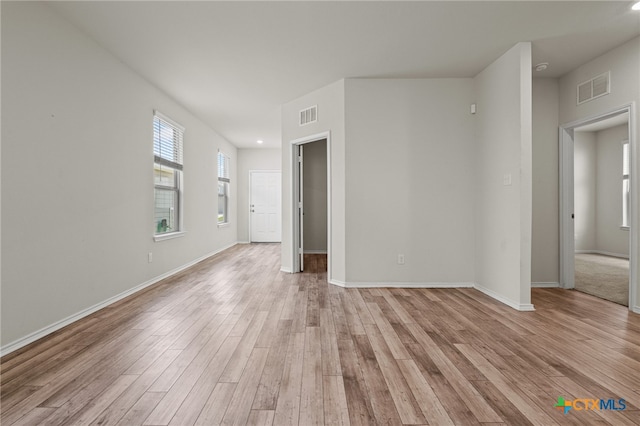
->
575 253 629 306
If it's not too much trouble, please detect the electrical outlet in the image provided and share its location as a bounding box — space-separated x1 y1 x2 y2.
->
397 254 405 265
148 252 153 263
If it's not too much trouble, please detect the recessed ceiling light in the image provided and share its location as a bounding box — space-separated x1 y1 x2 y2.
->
633 2 640 11
534 62 549 72
257 140 264 144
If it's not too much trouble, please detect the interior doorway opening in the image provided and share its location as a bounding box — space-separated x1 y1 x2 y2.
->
560 104 637 310
290 132 331 275
573 115 630 305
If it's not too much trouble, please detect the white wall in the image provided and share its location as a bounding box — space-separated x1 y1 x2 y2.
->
574 125 630 257
282 46 534 308
343 79 476 284
574 131 597 251
473 42 533 309
237 148 281 243
281 80 345 280
532 78 560 284
1 2 237 350
302 140 328 253
559 37 640 126
559 36 639 309
596 124 629 256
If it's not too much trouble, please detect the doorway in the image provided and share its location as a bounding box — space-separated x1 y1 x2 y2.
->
559 104 637 310
290 132 331 274
573 116 630 305
250 171 281 242
301 140 328 255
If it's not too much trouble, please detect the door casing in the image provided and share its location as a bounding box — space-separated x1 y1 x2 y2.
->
559 103 637 311
290 131 331 276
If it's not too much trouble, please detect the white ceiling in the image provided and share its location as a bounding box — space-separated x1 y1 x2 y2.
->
49 1 640 149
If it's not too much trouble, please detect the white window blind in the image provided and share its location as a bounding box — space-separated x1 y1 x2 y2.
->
154 112 184 170
217 151 230 224
154 111 185 236
218 151 230 182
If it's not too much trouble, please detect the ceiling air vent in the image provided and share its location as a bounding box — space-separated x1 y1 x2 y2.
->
577 71 610 105
299 105 317 126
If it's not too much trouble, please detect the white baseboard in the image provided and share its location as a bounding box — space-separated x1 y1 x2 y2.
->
633 305 640 314
473 284 535 311
328 280 474 289
280 267 292 273
329 279 347 287
303 250 327 254
531 282 560 288
0 242 238 357
328 279 535 311
237 241 250 244
575 250 629 259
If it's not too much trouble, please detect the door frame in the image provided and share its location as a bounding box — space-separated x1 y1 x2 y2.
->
249 170 282 243
290 131 331 277
559 102 637 311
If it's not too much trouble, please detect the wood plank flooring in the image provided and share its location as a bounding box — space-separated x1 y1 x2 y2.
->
2 243 640 425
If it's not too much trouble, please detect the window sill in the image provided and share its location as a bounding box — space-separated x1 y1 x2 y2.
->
154 231 186 242
217 222 230 228
621 226 630 231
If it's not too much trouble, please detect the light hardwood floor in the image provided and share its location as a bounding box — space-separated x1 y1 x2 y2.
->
2 243 640 425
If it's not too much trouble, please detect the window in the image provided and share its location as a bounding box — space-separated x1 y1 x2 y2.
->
154 111 184 239
622 140 630 228
217 151 230 224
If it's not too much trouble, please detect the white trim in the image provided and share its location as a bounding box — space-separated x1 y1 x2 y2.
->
559 126 575 289
575 250 629 259
633 305 640 314
290 131 332 281
531 282 560 288
560 103 637 313
474 284 536 311
328 280 536 311
623 140 630 234
153 231 186 242
329 281 474 289
237 240 250 244
0 243 237 357
303 250 327 254
153 109 185 133
280 267 292 273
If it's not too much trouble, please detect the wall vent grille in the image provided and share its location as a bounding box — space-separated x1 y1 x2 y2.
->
577 71 610 105
299 106 317 126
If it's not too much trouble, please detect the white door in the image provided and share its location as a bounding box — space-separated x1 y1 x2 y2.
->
250 171 281 242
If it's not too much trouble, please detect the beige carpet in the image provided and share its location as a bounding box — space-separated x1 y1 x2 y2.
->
575 253 629 306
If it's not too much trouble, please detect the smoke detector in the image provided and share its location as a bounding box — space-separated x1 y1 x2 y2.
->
534 62 549 72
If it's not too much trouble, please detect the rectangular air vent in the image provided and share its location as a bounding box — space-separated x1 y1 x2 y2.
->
299 105 317 126
577 71 610 105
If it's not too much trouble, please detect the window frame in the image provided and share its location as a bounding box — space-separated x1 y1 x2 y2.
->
153 111 186 241
217 151 230 226
622 139 630 230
